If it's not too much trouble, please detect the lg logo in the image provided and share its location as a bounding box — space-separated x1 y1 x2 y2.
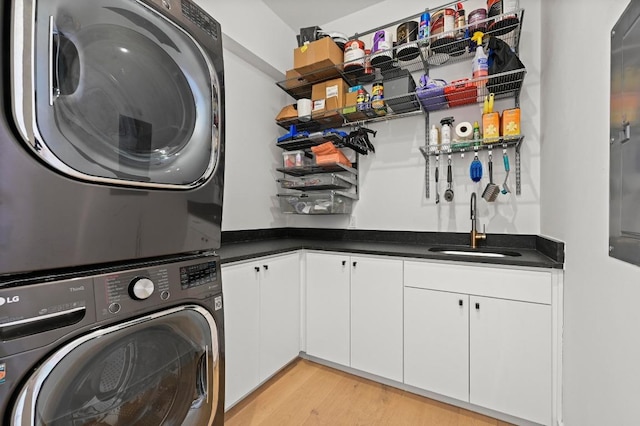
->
0 296 19 306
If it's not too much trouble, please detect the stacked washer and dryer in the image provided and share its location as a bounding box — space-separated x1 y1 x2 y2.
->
0 0 225 424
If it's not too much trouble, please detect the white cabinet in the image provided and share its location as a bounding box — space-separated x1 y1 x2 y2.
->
469 296 551 426
404 287 469 401
305 252 403 381
222 253 300 410
350 256 403 381
221 261 259 410
259 254 301 381
404 260 554 425
305 252 350 366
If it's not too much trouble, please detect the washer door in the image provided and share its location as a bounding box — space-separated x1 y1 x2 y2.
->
11 0 221 189
11 306 219 426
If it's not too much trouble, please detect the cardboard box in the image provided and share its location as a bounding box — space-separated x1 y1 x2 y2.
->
482 112 500 142
311 78 349 118
283 69 307 90
343 90 368 121
275 104 298 122
501 108 521 136
294 37 344 81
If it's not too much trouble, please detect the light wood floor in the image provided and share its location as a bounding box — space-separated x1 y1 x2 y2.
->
225 358 513 426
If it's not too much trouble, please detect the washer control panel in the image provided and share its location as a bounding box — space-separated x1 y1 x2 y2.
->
180 0 219 40
180 261 217 290
95 255 221 320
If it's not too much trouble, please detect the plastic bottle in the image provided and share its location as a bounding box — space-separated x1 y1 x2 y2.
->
440 117 454 152
471 31 488 89
429 124 439 152
473 121 481 146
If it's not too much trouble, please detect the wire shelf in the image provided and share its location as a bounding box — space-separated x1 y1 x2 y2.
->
277 133 346 150
275 8 524 100
276 162 357 177
276 68 525 133
418 135 524 157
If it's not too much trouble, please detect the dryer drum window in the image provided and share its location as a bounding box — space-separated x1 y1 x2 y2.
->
13 308 219 426
12 0 221 188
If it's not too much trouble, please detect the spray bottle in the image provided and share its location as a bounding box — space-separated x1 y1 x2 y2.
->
471 31 488 86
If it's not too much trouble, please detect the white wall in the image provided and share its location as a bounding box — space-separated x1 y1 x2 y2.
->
220 48 290 231
540 1 640 425
192 1 294 230
196 0 296 72
283 0 542 233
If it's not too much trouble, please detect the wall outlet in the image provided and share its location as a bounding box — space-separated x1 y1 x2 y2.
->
348 216 356 229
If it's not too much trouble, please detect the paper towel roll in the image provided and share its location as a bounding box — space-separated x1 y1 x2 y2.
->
455 121 473 140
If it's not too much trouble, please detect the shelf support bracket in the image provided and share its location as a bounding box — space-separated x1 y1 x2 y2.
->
515 138 522 195
424 115 430 199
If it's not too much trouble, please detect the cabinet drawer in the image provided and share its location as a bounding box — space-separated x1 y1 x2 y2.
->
404 261 551 304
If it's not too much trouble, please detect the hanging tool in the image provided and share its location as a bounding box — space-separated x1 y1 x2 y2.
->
470 152 483 182
501 150 511 194
481 153 500 202
444 156 454 202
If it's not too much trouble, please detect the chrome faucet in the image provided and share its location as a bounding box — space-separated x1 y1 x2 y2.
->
470 192 486 249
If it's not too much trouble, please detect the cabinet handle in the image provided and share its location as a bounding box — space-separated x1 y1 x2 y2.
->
254 266 260 273
352 261 357 268
475 302 480 310
459 299 463 307
263 264 269 271
342 260 346 266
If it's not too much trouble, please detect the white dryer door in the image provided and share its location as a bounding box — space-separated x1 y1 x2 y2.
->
11 0 221 189
11 305 219 426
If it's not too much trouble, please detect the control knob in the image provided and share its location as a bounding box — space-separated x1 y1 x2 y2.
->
129 277 155 300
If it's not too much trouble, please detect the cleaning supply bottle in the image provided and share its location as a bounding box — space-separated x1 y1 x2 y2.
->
429 124 439 152
473 121 481 146
471 31 488 95
440 117 454 152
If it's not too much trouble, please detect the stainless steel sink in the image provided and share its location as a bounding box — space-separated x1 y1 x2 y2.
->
428 246 522 258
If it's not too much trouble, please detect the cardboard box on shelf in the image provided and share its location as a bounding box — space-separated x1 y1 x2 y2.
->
501 108 521 136
276 104 298 122
311 78 349 119
283 69 308 90
293 37 344 81
342 90 367 121
482 112 500 142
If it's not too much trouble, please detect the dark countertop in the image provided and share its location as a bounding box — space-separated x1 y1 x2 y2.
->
219 228 564 269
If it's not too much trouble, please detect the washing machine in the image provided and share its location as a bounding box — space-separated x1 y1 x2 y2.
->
1 0 225 278
0 253 224 425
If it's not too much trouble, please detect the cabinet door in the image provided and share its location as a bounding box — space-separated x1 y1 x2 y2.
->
259 253 300 381
306 252 350 366
221 263 260 410
350 256 403 381
404 287 469 401
470 296 552 425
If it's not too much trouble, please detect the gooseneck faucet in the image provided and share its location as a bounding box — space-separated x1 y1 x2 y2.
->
470 192 486 249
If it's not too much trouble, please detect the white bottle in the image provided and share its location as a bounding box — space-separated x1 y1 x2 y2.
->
429 125 439 152
440 118 453 152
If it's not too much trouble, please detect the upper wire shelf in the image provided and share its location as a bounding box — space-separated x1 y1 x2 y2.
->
275 8 524 101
